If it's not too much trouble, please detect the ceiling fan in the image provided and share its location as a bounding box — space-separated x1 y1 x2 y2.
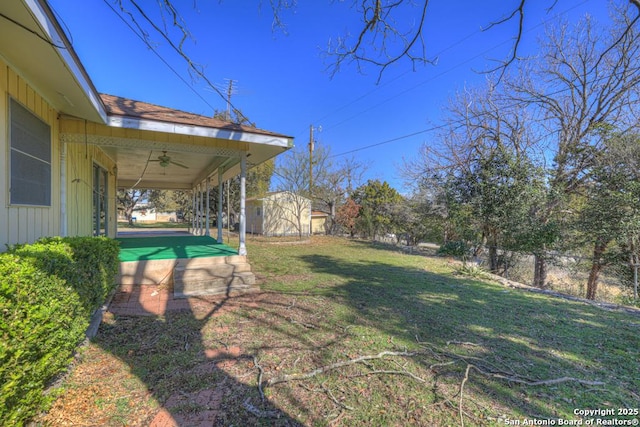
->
150 151 189 169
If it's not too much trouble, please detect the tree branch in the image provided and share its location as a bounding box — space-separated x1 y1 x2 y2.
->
266 350 416 385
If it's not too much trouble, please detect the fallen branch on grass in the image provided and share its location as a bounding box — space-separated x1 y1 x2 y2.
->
320 381 354 411
464 363 606 387
242 398 280 419
260 345 605 426
347 368 428 383
266 350 416 386
457 364 606 427
253 356 265 402
266 347 604 388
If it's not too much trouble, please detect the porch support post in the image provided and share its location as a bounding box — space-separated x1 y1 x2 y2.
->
198 183 204 235
217 168 224 243
191 188 196 233
239 154 247 256
205 178 211 236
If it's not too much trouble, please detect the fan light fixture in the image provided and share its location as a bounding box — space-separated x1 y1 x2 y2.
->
150 151 189 169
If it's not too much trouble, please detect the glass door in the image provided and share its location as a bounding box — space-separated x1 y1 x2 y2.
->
93 163 108 236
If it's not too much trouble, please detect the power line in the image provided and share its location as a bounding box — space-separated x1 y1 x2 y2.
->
0 11 66 48
305 0 591 139
328 128 437 158
321 0 640 159
101 0 219 113
329 59 640 159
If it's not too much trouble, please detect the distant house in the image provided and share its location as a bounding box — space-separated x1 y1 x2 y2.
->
0 0 292 252
246 192 311 237
117 207 178 223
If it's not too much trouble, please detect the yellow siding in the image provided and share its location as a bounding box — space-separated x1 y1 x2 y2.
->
0 59 117 250
65 143 117 238
262 192 311 237
0 60 7 248
0 61 61 247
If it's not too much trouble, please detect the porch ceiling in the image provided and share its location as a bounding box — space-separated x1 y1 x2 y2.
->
60 94 293 190
60 129 292 190
102 145 235 190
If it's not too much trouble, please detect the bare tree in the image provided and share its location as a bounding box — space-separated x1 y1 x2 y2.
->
313 156 367 234
107 0 640 87
276 143 366 234
262 191 311 238
507 4 640 289
405 81 541 273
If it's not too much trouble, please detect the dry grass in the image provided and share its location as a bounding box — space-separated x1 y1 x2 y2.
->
34 236 640 426
505 254 631 304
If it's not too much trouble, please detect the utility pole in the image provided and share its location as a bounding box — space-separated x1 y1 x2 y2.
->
309 124 314 195
225 79 235 121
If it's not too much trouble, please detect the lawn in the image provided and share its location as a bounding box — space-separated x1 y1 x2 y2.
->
36 236 640 426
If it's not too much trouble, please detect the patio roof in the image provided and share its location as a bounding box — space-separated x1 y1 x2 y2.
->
60 94 293 190
3 1 293 191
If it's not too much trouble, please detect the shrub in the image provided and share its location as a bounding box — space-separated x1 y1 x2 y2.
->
436 240 469 259
0 236 119 425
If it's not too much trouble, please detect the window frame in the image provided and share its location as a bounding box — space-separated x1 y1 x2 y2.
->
8 97 52 207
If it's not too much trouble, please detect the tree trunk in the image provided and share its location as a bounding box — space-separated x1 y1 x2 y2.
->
125 209 134 225
328 201 336 235
586 240 608 300
533 254 547 288
488 244 498 273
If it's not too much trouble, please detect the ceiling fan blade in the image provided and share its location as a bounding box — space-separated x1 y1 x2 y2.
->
170 160 189 169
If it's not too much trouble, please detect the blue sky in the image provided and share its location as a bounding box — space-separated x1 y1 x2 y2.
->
49 0 612 192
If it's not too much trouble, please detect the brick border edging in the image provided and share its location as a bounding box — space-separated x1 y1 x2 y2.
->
85 284 119 339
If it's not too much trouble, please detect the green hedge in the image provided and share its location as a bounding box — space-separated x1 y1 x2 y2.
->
0 236 120 426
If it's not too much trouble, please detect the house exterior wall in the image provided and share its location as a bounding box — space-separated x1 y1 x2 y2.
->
1 60 60 247
262 192 311 237
246 199 264 235
65 143 116 238
0 58 116 250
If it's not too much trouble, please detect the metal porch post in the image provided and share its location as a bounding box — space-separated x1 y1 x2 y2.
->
239 154 247 256
191 189 196 233
217 168 224 243
205 178 211 236
198 183 204 235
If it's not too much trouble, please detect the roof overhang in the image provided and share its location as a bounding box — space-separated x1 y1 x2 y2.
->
4 0 293 190
107 115 291 148
0 0 106 123
60 95 294 190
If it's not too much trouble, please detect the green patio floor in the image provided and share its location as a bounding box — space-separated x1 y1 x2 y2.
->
116 235 238 262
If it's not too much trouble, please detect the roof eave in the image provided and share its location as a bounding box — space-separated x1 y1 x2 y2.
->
20 0 107 122
106 115 293 148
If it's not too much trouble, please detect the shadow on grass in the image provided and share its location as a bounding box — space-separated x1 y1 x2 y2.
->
71 291 304 426
42 237 640 425
295 250 640 421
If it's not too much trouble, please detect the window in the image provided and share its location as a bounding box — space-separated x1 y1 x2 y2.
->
93 164 108 236
9 98 51 206
256 207 262 216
